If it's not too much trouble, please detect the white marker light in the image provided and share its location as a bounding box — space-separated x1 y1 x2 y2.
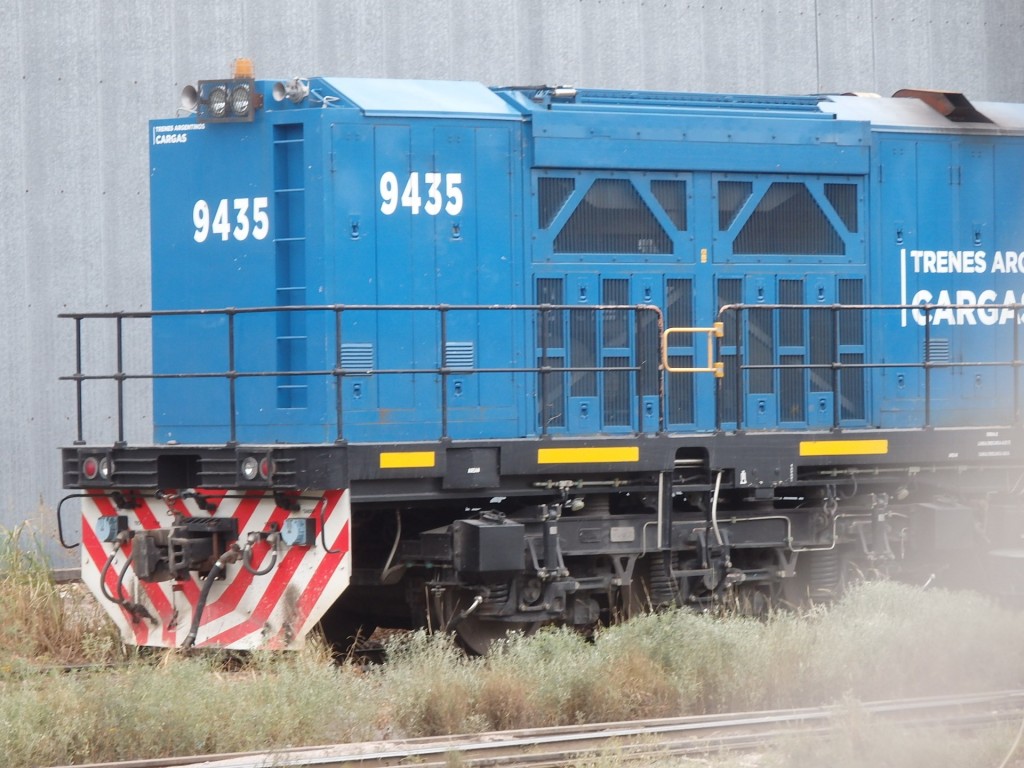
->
241 456 259 480
98 455 115 480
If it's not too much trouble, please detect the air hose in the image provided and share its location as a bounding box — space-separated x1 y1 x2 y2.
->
242 529 280 576
98 535 155 624
182 544 241 650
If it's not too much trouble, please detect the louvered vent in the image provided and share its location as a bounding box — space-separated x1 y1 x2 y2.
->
926 338 951 363
340 343 374 372
444 342 475 370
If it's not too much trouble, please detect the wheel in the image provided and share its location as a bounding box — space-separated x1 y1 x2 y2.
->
435 587 539 655
782 546 860 607
618 553 684 619
732 584 772 618
317 593 376 657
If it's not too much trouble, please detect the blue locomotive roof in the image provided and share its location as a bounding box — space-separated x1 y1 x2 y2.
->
319 77 521 119
284 77 1024 136
497 87 832 119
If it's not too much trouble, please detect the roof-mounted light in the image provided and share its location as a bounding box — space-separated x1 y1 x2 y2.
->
181 77 263 123
233 57 255 79
229 84 251 115
208 85 230 118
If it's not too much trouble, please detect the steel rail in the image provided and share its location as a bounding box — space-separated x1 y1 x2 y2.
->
53 689 1024 768
0 567 82 583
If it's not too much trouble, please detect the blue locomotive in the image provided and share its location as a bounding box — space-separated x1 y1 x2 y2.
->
62 62 1024 651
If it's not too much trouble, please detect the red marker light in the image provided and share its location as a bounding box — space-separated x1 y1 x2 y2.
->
82 456 99 480
259 457 274 479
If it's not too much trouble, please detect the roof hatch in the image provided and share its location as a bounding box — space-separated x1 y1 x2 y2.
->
892 89 993 124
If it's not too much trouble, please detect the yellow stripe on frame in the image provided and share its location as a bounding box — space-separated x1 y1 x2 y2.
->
537 446 640 464
379 451 436 469
799 439 889 457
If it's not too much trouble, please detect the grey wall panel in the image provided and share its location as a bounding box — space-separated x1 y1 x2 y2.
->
449 0 523 84
3 0 1023 563
0 0 29 541
15 4 104 556
855 0 1021 99
311 2 387 78
815 0 877 94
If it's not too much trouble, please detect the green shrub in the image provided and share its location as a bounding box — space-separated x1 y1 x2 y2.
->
3 574 1023 766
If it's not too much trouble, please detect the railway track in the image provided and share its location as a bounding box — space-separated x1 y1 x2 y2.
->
50 567 82 584
56 689 1024 768
0 567 80 584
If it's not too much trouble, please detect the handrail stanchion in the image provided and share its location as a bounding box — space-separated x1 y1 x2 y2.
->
735 308 743 431
656 307 666 433
635 308 643 435
227 310 238 446
74 316 85 445
540 305 550 437
1014 303 1021 427
440 305 449 440
714 309 723 432
832 305 841 430
334 307 344 443
923 306 932 428
115 315 126 448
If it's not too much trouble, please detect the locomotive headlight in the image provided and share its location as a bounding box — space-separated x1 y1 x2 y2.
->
207 86 229 118
190 78 260 123
229 84 251 116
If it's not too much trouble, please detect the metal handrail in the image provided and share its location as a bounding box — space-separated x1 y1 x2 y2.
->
662 323 724 377
64 300 1024 445
715 302 1024 431
61 303 665 445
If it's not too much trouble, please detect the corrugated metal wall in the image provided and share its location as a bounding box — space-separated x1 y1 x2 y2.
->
2 0 1022 561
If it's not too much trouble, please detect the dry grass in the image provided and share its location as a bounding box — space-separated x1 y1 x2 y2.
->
0 525 121 670
2 530 1023 767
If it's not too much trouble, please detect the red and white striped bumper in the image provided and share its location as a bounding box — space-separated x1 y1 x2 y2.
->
81 489 351 650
